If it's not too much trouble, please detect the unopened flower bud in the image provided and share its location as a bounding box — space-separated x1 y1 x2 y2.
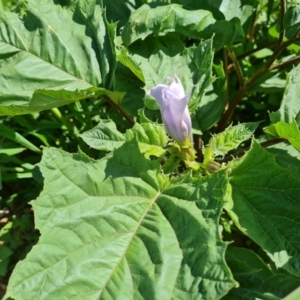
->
148 76 193 145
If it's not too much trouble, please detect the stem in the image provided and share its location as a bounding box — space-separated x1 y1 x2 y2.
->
221 138 286 163
51 107 74 135
195 135 203 163
278 0 286 45
102 95 135 126
237 41 278 60
223 47 229 109
217 37 300 133
247 8 257 43
227 46 245 88
270 55 300 70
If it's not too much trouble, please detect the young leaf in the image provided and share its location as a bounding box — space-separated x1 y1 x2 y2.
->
125 113 168 158
228 140 300 277
208 122 260 157
5 142 235 300
224 247 300 300
121 4 244 50
264 120 300 151
0 0 119 116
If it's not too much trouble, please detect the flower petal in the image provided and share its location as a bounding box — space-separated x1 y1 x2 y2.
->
148 84 170 109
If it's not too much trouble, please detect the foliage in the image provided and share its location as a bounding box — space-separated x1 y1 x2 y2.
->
1 0 300 299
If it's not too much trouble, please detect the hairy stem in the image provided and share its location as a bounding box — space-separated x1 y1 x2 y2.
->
278 0 286 45
221 138 286 163
227 46 245 88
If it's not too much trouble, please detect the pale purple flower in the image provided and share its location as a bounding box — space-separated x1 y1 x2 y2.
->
148 76 193 145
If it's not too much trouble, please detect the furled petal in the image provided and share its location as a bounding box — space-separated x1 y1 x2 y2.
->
148 84 170 110
148 76 193 144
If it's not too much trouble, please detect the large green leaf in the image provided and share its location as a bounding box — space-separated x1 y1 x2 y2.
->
172 0 257 23
224 247 300 300
0 0 119 116
192 64 226 133
267 142 300 179
270 64 300 126
120 38 214 114
228 140 300 277
5 142 235 300
114 62 145 117
121 4 244 51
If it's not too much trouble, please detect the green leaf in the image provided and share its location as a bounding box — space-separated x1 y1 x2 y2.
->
103 0 143 29
81 111 168 157
125 111 168 158
214 0 257 23
267 142 300 179
118 46 145 82
125 38 214 113
283 2 300 30
173 0 257 24
208 122 259 157
284 287 300 300
0 123 41 153
5 142 235 300
115 62 145 117
228 140 300 277
224 247 300 300
193 63 226 132
0 0 118 116
80 119 127 151
270 64 300 126
121 4 244 51
264 120 300 151
1 87 125 116
0 245 13 277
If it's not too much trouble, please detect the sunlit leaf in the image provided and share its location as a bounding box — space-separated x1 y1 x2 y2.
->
0 0 118 116
122 4 244 51
5 142 235 300
208 122 259 157
270 64 300 126
228 140 300 277
264 120 300 152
